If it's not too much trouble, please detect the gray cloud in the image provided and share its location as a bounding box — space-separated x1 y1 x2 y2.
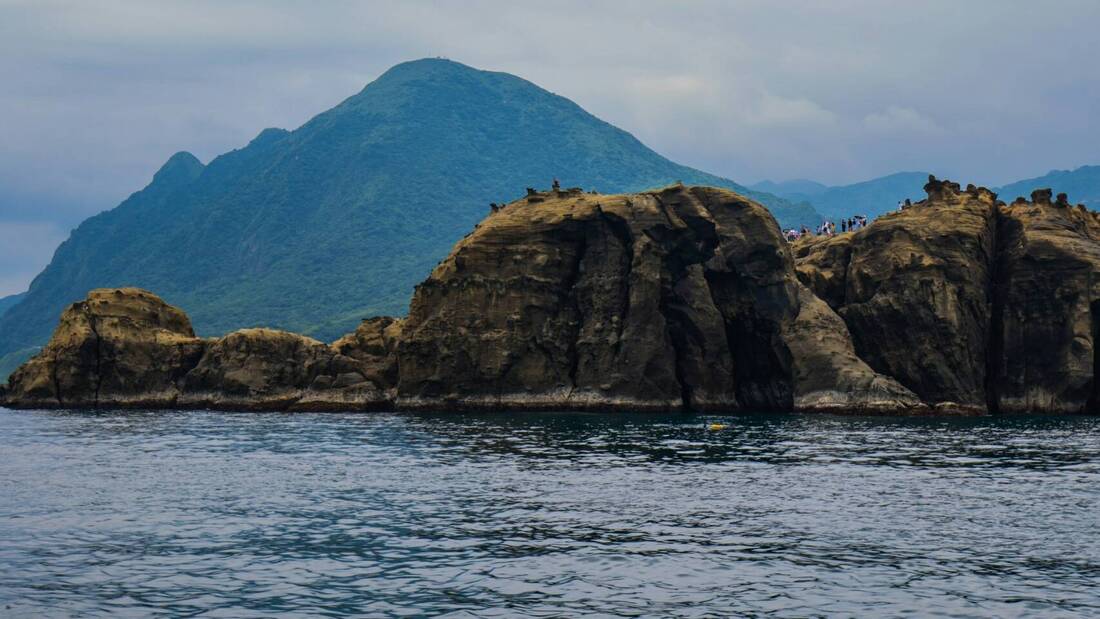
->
2 0 1099 293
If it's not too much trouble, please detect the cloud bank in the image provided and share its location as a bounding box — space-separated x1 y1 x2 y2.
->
1 0 1098 294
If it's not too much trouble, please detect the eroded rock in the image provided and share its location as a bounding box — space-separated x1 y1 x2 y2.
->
7 180 1099 415
2 288 206 407
396 184 915 411
795 177 1100 413
991 200 1100 413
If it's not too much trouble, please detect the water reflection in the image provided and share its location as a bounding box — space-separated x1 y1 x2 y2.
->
1 408 1099 617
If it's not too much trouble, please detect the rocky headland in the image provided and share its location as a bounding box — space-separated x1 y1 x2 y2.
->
3 179 1099 414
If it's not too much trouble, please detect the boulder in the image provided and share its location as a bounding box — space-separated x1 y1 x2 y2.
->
2 288 206 407
331 317 403 390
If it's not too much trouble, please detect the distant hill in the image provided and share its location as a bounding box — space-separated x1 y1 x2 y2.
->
0 58 818 362
758 172 933 221
750 179 828 198
760 166 1100 224
994 166 1100 207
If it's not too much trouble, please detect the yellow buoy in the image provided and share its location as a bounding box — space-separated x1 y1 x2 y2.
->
707 423 729 431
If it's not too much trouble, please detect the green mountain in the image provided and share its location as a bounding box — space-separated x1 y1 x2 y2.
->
0 58 818 362
0 292 25 319
995 166 1100 207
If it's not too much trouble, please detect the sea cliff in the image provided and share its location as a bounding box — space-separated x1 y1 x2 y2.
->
4 180 1098 414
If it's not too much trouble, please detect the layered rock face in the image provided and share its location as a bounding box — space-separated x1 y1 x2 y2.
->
794 178 1100 413
3 288 205 408
4 180 1098 414
397 185 914 411
2 289 397 410
992 194 1100 412
793 179 997 410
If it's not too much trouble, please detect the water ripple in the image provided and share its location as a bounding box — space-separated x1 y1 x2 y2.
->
1 409 1099 617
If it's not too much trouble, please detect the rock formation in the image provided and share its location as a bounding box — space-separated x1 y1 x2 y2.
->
793 176 998 411
2 288 206 408
396 185 914 411
795 175 1100 414
3 179 1099 414
2 290 396 410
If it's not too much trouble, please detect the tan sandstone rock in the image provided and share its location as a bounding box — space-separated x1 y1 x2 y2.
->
2 288 206 407
395 185 916 411
794 176 1100 413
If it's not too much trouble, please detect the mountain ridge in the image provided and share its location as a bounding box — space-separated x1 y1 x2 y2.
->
0 58 817 363
994 165 1100 206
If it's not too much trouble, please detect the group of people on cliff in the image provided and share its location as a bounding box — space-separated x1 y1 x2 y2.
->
784 215 868 242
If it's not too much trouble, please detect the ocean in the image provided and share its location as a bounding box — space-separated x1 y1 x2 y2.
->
1 408 1098 617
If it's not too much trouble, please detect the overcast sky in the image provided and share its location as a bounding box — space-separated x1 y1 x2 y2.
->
2 0 1099 296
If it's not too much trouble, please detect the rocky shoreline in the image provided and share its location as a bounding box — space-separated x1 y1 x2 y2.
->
4 179 1099 414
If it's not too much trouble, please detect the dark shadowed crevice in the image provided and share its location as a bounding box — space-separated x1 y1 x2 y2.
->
596 209 635 355
838 244 855 308
985 210 1016 415
661 294 705 411
84 305 104 409
659 277 691 410
562 222 590 391
704 270 793 411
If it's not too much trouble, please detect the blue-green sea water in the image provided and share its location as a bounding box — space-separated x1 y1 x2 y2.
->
1 408 1098 618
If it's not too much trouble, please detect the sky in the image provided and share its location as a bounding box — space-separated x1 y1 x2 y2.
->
1 0 1099 296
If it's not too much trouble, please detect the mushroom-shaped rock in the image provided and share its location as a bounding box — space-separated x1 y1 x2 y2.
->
1031 188 1053 206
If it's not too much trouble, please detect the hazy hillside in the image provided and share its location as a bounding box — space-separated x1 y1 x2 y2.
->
758 172 933 221
0 58 817 361
759 166 1100 224
0 293 25 319
995 166 1100 207
750 179 828 198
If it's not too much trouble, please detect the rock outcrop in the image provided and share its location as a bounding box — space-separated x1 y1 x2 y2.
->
991 197 1100 413
2 288 206 408
178 328 390 410
793 178 998 411
4 180 1099 414
396 185 915 411
795 175 1100 414
1 290 397 410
